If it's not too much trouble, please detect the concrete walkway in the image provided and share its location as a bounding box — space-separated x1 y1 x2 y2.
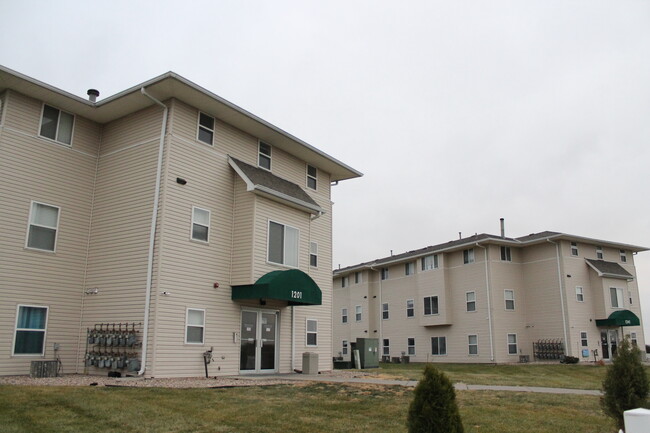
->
250 373 602 396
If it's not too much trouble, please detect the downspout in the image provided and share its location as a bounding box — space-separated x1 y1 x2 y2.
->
138 88 168 375
476 244 495 362
548 239 569 355
370 266 383 355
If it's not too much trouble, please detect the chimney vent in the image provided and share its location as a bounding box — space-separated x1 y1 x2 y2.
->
87 89 100 103
500 218 505 238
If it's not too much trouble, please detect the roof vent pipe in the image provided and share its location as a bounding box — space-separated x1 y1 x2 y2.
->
500 218 505 238
87 89 100 102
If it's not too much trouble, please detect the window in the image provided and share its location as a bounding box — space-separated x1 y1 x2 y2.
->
431 336 447 356
309 242 318 267
406 299 414 318
571 242 578 256
342 340 349 355
383 339 390 356
381 267 389 280
500 246 512 261
405 262 415 276
354 272 362 284
191 207 210 242
197 112 215 145
596 246 603 259
307 165 317 190
185 309 205 344
630 332 638 347
267 221 299 267
40 104 74 145
580 332 588 347
422 254 438 270
610 287 624 308
26 201 60 252
258 141 271 170
306 319 317 346
507 333 518 355
341 276 349 288
575 286 584 302
407 337 416 356
628 290 633 305
463 248 474 264
504 290 515 311
382 303 389 320
466 292 476 312
341 308 348 324
468 335 478 355
13 305 48 355
620 249 627 263
423 296 439 315
355 305 362 322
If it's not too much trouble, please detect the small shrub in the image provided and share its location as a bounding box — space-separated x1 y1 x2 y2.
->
601 338 650 429
407 364 464 433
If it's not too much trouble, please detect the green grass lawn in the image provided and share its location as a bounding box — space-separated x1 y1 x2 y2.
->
0 383 615 433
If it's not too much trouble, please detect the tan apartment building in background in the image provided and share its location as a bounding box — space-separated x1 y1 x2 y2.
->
333 225 646 364
0 65 361 377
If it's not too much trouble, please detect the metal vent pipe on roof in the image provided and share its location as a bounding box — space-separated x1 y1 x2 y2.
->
500 218 505 238
87 89 100 102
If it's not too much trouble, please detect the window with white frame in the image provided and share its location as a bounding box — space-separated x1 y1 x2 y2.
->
580 332 588 347
507 333 518 355
258 141 271 170
342 340 349 355
466 291 476 312
267 221 299 267
197 112 215 145
575 286 584 302
468 334 478 355
382 303 389 320
596 246 603 259
431 336 447 356
306 319 318 346
185 308 205 344
463 248 475 264
13 305 48 355
354 272 362 284
26 201 60 252
620 249 627 263
610 287 624 308
407 337 416 356
504 290 515 311
405 262 415 276
500 246 512 261
191 207 210 242
630 332 638 347
307 165 317 190
423 296 439 315
309 242 318 267
40 104 74 145
422 254 438 270
355 305 362 322
571 242 578 256
406 299 414 318
341 276 349 288
628 290 633 305
381 267 389 280
383 339 390 356
341 308 348 324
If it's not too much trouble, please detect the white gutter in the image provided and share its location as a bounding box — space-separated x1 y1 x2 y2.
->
291 306 295 371
475 244 495 362
370 266 383 356
548 239 569 355
138 88 168 375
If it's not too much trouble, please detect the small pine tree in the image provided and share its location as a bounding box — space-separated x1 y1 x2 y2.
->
407 364 464 433
601 337 650 429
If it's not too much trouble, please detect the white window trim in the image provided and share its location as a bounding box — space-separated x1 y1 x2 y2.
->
610 287 624 309
382 302 389 320
423 296 439 316
258 140 272 171
468 334 479 356
342 340 349 355
407 337 416 356
341 308 348 324
341 276 348 288
507 333 518 355
306 318 318 347
463 248 475 264
596 246 603 259
431 336 447 356
466 291 476 312
38 103 75 146
190 206 211 243
406 299 415 318
306 164 317 190
405 262 415 276
266 220 300 268
580 331 588 347
620 249 627 263
575 286 584 303
197 111 215 145
25 200 60 253
354 272 362 284
12 304 49 356
355 305 362 322
185 308 205 345
309 242 318 268
381 267 389 280
383 339 390 356
504 290 515 311
500 246 512 262
570 242 579 256
422 254 439 271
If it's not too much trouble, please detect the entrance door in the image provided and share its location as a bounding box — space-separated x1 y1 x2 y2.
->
240 310 278 373
600 329 619 360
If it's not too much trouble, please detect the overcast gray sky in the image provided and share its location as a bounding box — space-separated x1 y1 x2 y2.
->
2 0 649 338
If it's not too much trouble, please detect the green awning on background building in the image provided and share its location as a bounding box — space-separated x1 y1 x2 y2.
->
595 310 640 327
232 269 322 306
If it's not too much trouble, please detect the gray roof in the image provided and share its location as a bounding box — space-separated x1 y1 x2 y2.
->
585 259 634 280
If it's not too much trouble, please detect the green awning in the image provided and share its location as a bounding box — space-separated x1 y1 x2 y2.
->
596 310 640 327
232 270 322 306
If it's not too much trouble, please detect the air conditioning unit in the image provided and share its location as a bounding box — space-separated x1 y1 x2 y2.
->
30 360 59 378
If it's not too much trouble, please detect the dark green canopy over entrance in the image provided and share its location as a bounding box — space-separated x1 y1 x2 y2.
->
596 310 640 327
232 270 322 306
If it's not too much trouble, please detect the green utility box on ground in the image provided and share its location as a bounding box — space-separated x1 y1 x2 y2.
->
355 338 379 368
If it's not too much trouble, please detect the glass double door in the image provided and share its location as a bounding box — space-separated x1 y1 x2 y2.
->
600 329 618 360
240 310 278 373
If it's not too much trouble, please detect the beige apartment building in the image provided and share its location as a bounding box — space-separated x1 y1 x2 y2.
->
333 226 646 364
0 65 361 377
